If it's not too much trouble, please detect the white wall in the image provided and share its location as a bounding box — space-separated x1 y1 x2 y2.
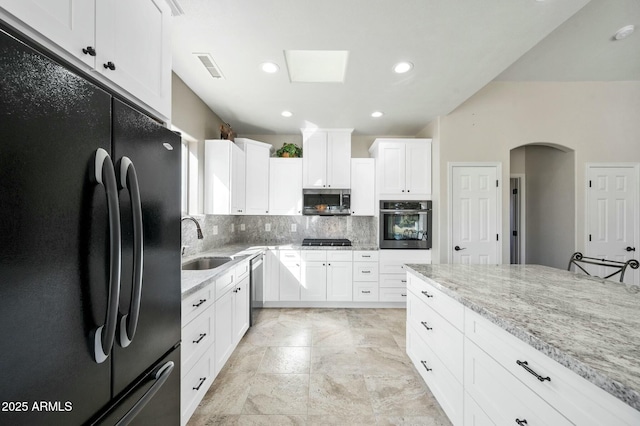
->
420 81 640 263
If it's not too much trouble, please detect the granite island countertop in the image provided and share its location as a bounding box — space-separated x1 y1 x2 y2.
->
181 242 379 297
404 263 640 412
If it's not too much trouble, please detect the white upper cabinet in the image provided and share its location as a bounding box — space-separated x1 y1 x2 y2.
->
236 138 272 215
204 140 245 215
269 158 303 215
95 0 172 118
350 158 376 216
0 0 172 120
0 0 95 66
369 138 432 199
302 129 352 189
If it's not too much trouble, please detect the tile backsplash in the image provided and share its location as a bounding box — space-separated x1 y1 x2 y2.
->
181 214 377 256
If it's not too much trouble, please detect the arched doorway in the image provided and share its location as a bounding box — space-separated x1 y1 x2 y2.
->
510 143 575 269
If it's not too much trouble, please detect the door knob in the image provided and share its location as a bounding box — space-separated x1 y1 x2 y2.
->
626 246 636 252
454 245 466 251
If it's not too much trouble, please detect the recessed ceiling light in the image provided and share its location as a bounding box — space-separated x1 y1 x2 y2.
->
371 111 384 118
261 62 279 73
281 111 293 117
393 62 413 74
614 25 635 41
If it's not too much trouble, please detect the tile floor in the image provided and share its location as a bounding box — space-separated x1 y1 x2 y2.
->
187 308 451 426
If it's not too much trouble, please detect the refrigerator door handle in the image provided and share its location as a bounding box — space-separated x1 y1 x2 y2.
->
91 148 122 364
115 361 175 426
117 157 144 348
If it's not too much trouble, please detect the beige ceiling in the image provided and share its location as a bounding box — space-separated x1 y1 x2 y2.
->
171 0 618 136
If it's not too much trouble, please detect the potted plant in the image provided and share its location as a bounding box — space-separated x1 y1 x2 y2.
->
276 143 302 158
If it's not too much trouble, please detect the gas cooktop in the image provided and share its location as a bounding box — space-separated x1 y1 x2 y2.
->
301 238 352 247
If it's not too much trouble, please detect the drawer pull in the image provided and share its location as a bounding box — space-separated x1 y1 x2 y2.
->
421 291 433 298
362 290 371 294
193 377 207 391
401 293 407 297
362 270 371 274
515 419 528 426
193 333 207 344
420 321 432 331
420 360 432 372
516 360 551 382
192 299 207 308
401 279 407 283
362 255 371 258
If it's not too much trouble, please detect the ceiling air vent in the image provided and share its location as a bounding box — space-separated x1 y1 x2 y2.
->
194 53 224 79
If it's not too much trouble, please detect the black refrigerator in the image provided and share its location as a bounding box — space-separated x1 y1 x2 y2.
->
0 26 181 425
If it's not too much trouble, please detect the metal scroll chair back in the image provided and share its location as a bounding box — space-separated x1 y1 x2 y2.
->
567 252 639 282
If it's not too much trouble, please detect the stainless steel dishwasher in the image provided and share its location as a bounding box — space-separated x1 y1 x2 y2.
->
250 252 264 327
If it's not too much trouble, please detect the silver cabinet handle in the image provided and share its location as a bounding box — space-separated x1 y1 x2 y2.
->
115 361 175 426
92 148 121 364
118 157 143 348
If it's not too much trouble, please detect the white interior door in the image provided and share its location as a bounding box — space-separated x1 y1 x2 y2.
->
586 165 639 284
451 165 500 264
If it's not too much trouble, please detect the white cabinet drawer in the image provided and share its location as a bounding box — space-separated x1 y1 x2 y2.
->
465 308 640 426
464 392 495 426
181 304 214 375
353 283 379 302
181 350 215 426
380 274 406 288
379 286 407 302
280 250 301 262
354 262 379 281
353 251 378 262
464 338 572 426
235 259 250 281
407 323 463 426
407 289 463 382
407 271 463 331
327 250 353 262
215 269 236 300
379 261 407 274
301 250 327 261
181 286 214 327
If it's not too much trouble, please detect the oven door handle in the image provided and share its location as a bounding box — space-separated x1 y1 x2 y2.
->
380 209 430 214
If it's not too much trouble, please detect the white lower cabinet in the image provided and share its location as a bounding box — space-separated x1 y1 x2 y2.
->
407 271 640 426
406 323 463 426
379 249 430 302
279 250 302 301
214 285 234 376
181 258 252 426
464 338 571 426
299 251 353 302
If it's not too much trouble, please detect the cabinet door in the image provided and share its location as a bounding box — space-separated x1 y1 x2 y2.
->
214 289 234 375
378 143 406 195
350 158 376 216
244 143 270 214
0 0 95 67
301 261 327 301
233 276 250 343
264 249 280 301
302 131 327 188
279 261 301 301
406 142 432 195
327 261 353 301
204 140 231 214
95 0 172 117
326 131 351 188
231 144 246 214
269 158 303 215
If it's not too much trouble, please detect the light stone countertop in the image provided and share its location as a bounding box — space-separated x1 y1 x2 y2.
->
404 263 640 412
181 242 379 298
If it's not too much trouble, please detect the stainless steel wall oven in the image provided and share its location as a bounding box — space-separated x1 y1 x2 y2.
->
379 200 432 249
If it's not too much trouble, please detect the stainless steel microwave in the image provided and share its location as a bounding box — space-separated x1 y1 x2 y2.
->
379 200 432 249
303 189 350 216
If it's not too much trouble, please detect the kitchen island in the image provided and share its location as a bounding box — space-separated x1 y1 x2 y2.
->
405 263 640 426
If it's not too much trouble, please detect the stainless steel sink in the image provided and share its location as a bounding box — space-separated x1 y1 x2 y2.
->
182 256 233 271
